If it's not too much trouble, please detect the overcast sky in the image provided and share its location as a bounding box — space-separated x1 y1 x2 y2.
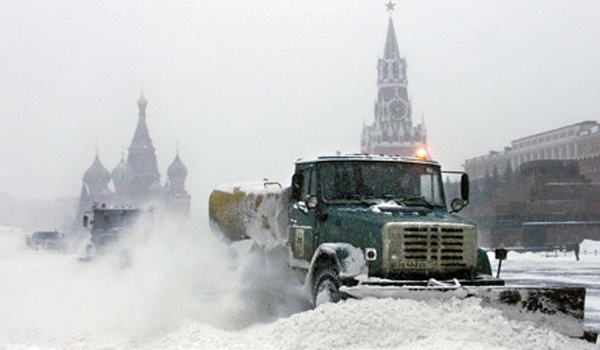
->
1 0 600 216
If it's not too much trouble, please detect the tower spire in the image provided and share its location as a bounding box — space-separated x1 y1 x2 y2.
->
132 92 151 147
127 93 161 195
383 12 400 59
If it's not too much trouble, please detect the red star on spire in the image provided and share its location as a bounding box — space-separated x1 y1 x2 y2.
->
385 1 396 12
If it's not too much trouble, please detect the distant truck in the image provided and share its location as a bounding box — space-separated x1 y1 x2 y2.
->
26 230 66 251
210 154 594 341
82 205 141 258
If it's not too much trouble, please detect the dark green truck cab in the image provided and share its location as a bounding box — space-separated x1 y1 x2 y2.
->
286 155 498 305
82 206 141 258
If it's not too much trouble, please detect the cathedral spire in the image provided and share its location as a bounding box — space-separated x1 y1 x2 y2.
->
131 92 152 149
127 93 161 195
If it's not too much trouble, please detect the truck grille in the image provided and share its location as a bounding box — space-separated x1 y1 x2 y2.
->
382 223 477 277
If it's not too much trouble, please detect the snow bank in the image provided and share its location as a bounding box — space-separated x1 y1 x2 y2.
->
581 239 600 253
146 297 595 350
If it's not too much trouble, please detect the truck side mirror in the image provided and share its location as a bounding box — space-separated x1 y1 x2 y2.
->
450 198 466 213
460 173 470 201
291 173 303 201
83 215 89 228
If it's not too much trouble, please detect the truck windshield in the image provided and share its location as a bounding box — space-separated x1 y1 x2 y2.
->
93 210 140 230
320 161 444 207
35 231 60 239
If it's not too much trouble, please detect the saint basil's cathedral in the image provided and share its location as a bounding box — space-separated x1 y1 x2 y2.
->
75 94 191 223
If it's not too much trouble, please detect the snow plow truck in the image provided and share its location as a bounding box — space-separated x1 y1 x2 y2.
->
209 154 596 342
81 205 142 262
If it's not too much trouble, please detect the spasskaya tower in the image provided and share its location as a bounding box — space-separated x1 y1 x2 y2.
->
361 1 426 157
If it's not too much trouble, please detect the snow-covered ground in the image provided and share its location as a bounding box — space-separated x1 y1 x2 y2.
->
0 224 598 349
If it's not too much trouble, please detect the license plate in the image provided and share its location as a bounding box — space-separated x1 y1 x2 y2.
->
398 260 438 269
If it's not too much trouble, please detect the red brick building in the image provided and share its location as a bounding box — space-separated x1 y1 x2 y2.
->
463 159 600 248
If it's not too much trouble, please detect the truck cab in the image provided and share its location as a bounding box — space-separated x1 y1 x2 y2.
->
287 155 496 303
26 230 66 251
82 205 141 257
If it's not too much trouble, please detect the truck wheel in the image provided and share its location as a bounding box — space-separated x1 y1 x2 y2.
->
313 267 341 307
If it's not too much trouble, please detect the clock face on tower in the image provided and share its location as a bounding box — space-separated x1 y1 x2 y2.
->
387 99 408 121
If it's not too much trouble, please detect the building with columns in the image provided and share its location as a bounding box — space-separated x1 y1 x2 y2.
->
361 4 427 157
74 94 191 227
462 121 600 248
464 120 600 182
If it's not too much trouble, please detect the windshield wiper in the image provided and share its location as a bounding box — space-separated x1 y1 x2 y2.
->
395 196 435 209
359 196 379 206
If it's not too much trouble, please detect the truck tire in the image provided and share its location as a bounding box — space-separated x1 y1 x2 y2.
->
312 267 341 307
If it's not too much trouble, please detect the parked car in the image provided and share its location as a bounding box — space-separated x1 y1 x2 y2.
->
26 231 66 251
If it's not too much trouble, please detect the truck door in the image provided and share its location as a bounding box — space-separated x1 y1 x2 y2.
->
289 167 318 262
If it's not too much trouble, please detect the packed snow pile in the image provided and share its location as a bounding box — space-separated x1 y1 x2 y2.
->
146 297 595 350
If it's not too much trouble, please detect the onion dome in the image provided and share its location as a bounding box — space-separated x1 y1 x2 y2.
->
167 154 188 178
83 154 111 184
111 156 134 188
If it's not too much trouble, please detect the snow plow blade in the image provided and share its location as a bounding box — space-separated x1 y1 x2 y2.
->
340 283 592 340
